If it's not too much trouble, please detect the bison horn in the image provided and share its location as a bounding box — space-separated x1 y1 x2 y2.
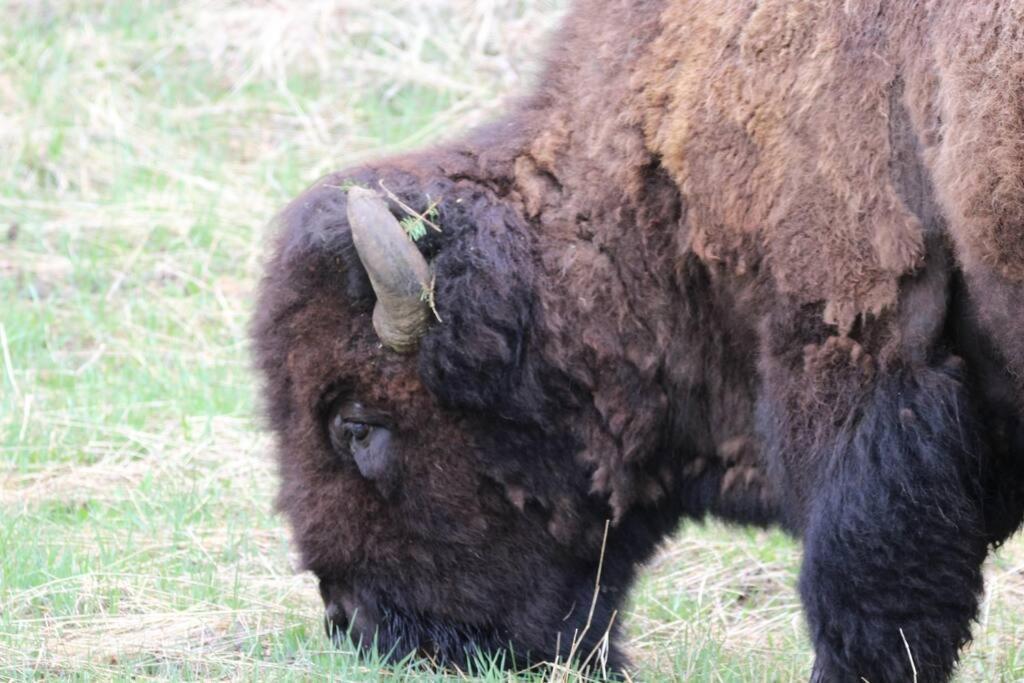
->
345 187 432 352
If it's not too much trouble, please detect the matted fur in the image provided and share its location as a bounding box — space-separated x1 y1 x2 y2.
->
252 1 1024 681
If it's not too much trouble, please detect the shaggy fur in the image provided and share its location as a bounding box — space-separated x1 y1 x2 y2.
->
251 1 1024 680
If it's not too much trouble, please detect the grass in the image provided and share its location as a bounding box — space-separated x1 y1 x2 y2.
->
1 1 1023 680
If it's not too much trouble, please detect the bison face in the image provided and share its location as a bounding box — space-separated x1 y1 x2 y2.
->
252 170 648 671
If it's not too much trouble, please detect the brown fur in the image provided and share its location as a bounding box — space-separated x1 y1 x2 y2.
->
252 1 1024 679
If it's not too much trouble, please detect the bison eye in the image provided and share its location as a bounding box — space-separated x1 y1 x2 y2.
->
343 420 372 444
328 412 372 453
326 403 397 492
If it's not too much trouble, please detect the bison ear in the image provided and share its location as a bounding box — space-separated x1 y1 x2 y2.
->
417 191 569 428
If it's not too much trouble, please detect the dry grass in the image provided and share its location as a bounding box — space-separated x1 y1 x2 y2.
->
2 1 1024 681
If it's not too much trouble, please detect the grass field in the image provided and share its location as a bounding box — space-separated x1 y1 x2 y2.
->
2 1 1024 680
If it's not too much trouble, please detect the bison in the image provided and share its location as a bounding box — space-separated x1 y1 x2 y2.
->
251 1 1024 680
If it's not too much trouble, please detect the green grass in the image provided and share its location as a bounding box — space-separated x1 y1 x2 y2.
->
1 1 1023 681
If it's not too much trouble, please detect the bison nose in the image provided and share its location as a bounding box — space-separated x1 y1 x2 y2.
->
323 601 350 643
323 593 380 649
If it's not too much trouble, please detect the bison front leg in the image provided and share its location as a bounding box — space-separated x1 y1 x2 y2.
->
763 337 990 683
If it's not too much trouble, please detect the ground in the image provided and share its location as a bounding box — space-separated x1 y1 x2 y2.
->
1 1 1023 681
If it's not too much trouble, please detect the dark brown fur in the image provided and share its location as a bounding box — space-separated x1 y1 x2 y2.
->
252 2 1024 680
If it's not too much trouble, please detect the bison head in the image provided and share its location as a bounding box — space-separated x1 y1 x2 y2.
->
251 167 683 671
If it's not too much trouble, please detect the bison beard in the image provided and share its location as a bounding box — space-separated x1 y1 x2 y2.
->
321 583 518 670
252 1 1024 681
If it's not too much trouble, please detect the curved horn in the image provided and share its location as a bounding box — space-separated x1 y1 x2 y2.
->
345 187 431 352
